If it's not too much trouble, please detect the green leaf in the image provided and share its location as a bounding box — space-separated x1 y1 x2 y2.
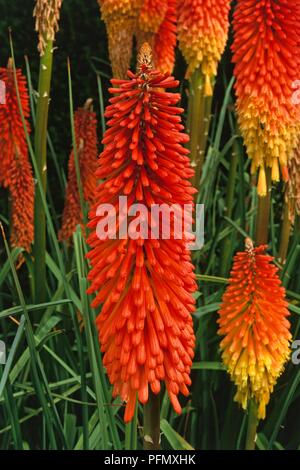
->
160 419 194 450
192 362 226 371
0 316 26 396
0 299 72 320
194 303 220 318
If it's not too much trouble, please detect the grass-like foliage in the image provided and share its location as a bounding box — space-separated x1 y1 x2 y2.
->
0 0 300 451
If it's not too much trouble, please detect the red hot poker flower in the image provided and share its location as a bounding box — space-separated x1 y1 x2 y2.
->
153 0 177 74
232 0 300 195
218 240 291 420
98 0 143 79
0 62 34 253
137 0 168 48
286 142 300 224
0 63 30 186
87 44 197 422
59 99 98 242
178 0 231 92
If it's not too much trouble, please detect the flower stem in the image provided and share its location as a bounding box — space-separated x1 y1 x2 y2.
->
143 391 160 450
67 60 88 227
245 172 272 449
34 40 53 303
187 68 212 191
220 140 239 276
278 200 292 264
125 402 138 450
246 170 272 449
245 399 258 450
255 169 272 245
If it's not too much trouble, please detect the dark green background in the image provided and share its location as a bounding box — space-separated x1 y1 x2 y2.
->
0 0 109 153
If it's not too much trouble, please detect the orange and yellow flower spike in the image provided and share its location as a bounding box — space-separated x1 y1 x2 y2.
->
87 44 197 422
136 0 168 48
218 239 291 420
286 142 300 224
98 0 143 78
178 0 231 93
232 0 300 196
153 0 177 74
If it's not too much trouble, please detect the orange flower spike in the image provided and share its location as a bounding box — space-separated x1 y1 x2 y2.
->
218 239 291 420
286 142 300 223
59 99 98 242
232 0 300 196
0 62 34 253
98 0 143 78
177 0 231 88
137 0 168 47
9 153 35 254
0 62 30 187
87 44 197 422
153 0 177 74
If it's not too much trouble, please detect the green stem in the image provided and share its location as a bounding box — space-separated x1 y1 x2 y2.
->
67 60 87 227
125 402 138 450
220 141 239 276
255 169 272 245
204 93 213 144
96 74 106 135
34 40 54 303
278 199 292 265
143 391 160 450
187 68 213 192
245 399 258 450
195 274 228 284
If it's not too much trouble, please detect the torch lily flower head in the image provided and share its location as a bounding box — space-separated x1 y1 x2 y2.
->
86 43 197 422
153 0 177 74
0 61 34 253
9 153 35 255
59 99 98 243
177 0 231 93
232 0 300 196
34 0 63 55
136 0 168 48
286 141 300 224
98 0 143 78
218 239 291 420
